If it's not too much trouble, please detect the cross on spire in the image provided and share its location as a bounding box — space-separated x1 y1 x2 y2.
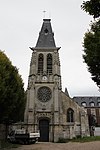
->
43 10 46 18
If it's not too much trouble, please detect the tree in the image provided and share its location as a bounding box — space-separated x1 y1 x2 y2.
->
0 50 26 124
88 114 96 126
81 0 100 88
83 20 100 87
88 114 96 136
81 0 100 19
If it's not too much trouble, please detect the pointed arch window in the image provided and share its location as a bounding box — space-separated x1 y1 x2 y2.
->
38 54 43 74
67 108 74 122
47 53 52 74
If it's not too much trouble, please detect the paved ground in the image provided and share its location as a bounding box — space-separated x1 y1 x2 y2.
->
12 141 100 150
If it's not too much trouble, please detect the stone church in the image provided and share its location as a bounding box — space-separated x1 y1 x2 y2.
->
24 19 90 142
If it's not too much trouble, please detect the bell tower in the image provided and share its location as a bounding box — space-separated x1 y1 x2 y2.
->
24 19 90 142
24 19 62 142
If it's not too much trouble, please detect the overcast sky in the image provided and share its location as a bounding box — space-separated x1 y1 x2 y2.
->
0 0 100 97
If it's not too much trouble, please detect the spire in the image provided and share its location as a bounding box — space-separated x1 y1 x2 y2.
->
65 88 70 97
35 19 56 48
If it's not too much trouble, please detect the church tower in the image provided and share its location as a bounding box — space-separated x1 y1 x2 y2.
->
24 19 62 142
24 19 90 142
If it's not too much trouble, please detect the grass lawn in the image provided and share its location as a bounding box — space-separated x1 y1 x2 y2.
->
71 136 100 143
57 136 100 143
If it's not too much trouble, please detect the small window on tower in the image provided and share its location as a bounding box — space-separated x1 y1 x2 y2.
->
38 54 44 74
47 53 52 74
44 28 48 35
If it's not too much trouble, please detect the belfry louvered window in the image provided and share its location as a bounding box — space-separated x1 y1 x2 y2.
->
38 54 43 74
47 53 52 74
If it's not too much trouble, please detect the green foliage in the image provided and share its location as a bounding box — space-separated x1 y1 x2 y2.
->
88 114 96 126
81 0 100 19
71 136 100 142
57 136 100 143
57 138 69 143
0 140 20 149
82 20 100 87
81 0 100 87
0 50 26 124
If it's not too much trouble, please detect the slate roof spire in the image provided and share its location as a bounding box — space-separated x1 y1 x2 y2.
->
35 19 56 48
65 87 70 97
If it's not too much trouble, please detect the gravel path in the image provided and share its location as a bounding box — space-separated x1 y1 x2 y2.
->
12 141 100 150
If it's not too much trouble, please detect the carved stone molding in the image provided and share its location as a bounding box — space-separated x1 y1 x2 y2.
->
37 112 52 120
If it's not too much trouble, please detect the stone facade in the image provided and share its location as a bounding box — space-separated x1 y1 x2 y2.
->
24 19 90 142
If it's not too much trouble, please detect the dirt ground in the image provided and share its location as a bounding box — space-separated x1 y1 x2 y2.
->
12 141 100 150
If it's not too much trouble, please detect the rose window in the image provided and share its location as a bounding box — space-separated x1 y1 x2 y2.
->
37 86 52 102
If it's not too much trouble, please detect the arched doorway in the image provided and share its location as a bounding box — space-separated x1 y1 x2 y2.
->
39 119 49 142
